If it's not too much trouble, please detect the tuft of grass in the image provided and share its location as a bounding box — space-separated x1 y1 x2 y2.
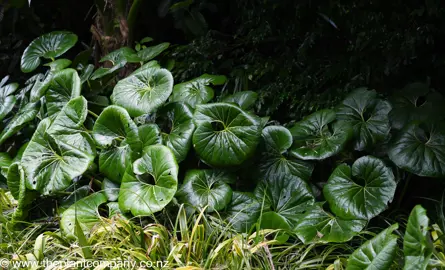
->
1 198 360 269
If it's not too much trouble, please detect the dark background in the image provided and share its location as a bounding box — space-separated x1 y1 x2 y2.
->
2 0 445 119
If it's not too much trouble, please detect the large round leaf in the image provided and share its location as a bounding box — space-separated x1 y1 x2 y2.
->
294 204 367 243
222 91 258 111
0 79 18 121
171 74 227 107
258 126 314 182
22 98 95 195
111 68 173 117
177 169 235 212
388 122 445 178
254 174 315 230
346 224 399 270
46 97 95 152
222 191 261 232
45 68 81 117
289 109 353 160
118 145 178 216
323 156 396 220
92 106 142 183
336 88 392 151
61 192 107 239
192 103 261 167
21 31 78 73
403 205 433 270
157 102 195 162
261 125 293 154
389 82 445 129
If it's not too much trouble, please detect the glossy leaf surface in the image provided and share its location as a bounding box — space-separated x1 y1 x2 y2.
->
324 156 396 220
21 31 77 73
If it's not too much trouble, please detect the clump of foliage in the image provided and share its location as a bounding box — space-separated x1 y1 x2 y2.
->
1 30 445 269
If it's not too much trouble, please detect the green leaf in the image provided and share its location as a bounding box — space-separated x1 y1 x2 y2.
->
0 75 9 87
107 202 125 218
90 47 139 80
72 49 93 69
389 82 445 129
140 37 154 44
261 125 293 154
388 122 445 178
254 174 315 230
192 103 261 167
43 58 72 71
222 91 258 110
7 162 23 199
92 106 141 148
137 42 170 62
289 109 353 160
177 169 234 212
346 224 399 270
171 74 227 107
46 97 95 153
294 204 367 243
403 205 433 270
164 59 175 71
258 155 314 184
90 63 125 80
324 156 396 220
258 125 314 182
132 60 161 75
102 178 119 202
80 64 94 83
75 218 93 259
29 72 53 102
118 145 178 216
139 124 162 148
0 152 12 180
92 106 141 183
157 102 195 162
21 31 78 73
45 68 81 117
33 234 47 261
0 101 40 145
61 192 107 239
101 47 139 64
223 191 261 232
111 68 174 117
23 98 95 195
337 88 392 151
11 165 37 224
0 80 18 121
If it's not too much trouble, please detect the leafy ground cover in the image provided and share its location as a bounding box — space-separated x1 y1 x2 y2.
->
1 30 445 269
